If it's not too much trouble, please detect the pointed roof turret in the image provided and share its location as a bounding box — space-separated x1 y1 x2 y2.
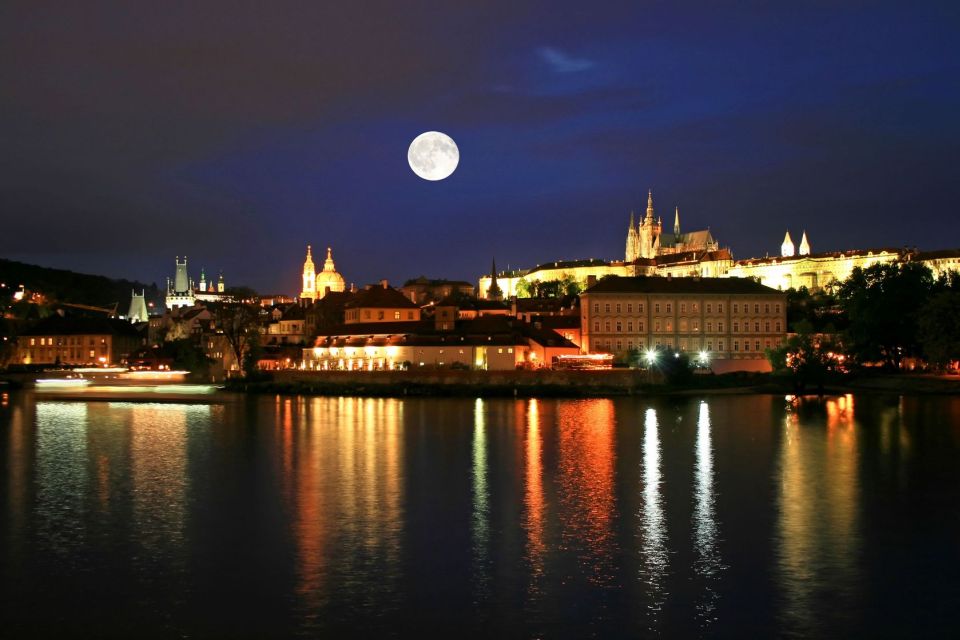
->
673 206 681 238
628 209 636 230
645 189 655 220
781 230 795 257
799 231 811 256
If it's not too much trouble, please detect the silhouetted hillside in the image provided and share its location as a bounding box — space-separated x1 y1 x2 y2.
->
0 258 161 310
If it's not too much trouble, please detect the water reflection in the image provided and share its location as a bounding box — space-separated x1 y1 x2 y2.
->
283 397 405 625
558 400 618 588
693 401 723 627
639 407 668 630
523 398 546 597
472 397 491 599
125 404 198 559
778 394 861 636
35 402 90 558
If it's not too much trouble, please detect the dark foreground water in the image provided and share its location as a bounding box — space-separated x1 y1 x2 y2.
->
1 391 958 638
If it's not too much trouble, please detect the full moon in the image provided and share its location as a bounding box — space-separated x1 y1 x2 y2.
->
407 131 459 181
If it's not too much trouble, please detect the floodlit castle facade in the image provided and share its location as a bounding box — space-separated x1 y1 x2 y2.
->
477 191 960 299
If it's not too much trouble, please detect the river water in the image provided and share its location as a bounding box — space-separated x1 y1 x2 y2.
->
1 391 958 638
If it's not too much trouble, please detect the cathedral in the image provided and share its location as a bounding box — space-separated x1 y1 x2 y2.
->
625 190 718 261
300 245 346 302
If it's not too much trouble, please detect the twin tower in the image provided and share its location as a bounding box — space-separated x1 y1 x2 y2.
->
300 245 345 301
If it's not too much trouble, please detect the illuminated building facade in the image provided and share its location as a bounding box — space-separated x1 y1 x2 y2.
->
300 245 345 302
165 256 229 308
580 276 786 372
303 316 579 371
344 281 420 324
17 316 143 365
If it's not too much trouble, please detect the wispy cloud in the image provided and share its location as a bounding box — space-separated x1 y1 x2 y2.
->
537 46 595 73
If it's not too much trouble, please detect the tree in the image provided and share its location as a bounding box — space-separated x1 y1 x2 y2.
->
836 262 935 369
766 320 844 393
212 303 262 376
918 291 960 369
515 278 534 298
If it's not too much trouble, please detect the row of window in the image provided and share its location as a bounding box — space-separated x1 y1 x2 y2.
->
592 338 781 353
592 301 782 315
30 336 107 347
27 348 104 360
591 319 783 333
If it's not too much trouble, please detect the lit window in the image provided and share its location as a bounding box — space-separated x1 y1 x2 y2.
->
508 348 513 353
498 348 503 354
394 311 401 320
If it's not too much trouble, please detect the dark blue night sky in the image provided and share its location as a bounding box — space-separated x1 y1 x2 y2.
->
2 1 958 293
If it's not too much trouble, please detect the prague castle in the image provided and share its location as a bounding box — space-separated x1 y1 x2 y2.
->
478 190 960 298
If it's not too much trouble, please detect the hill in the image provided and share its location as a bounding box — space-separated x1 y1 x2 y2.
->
0 258 161 310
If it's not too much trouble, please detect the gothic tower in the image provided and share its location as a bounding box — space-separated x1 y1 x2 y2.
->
799 231 811 256
625 210 638 262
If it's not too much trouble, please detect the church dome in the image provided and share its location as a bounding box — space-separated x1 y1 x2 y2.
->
316 247 346 298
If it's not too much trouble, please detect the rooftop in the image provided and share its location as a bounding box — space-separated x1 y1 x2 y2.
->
583 275 782 295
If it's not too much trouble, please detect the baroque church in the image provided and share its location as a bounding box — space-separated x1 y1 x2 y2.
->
300 245 345 302
625 190 719 261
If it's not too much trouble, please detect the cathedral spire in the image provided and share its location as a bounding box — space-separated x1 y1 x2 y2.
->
645 189 655 220
301 244 317 301
799 230 811 256
673 206 681 239
488 257 503 300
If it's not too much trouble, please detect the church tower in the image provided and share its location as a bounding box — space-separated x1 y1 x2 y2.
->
199 268 207 292
781 231 795 257
637 189 661 260
799 231 811 256
301 245 317 301
487 257 503 300
625 210 638 262
673 206 681 245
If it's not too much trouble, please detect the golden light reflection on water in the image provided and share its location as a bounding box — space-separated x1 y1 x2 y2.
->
557 399 618 587
639 407 668 628
284 397 404 615
693 401 724 627
524 398 546 596
472 397 491 598
778 394 861 635
126 404 199 554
